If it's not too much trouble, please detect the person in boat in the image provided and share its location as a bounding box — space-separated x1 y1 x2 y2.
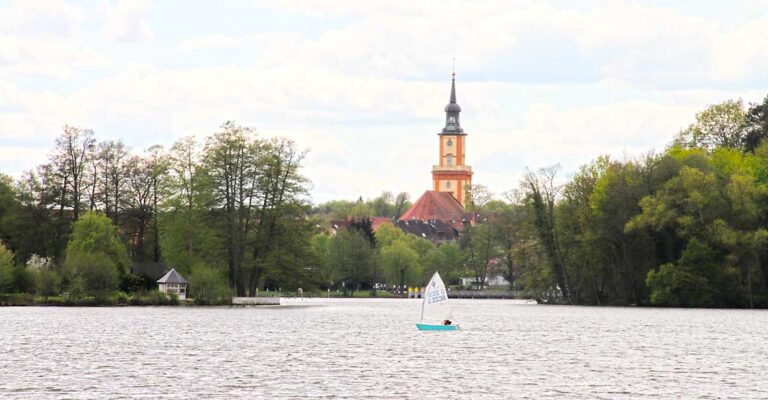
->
443 320 452 325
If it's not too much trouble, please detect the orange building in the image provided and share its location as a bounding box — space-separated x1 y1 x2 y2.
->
431 72 472 207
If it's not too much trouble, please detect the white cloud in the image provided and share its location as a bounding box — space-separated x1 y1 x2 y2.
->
3 0 768 203
0 0 85 36
104 0 152 43
711 17 768 82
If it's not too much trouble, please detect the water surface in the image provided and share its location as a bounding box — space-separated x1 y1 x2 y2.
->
1 299 766 399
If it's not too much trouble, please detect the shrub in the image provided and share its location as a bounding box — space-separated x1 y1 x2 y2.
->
66 212 131 274
65 276 87 301
114 291 131 305
34 268 62 299
119 273 148 293
0 241 15 293
64 252 118 299
28 254 61 298
189 263 231 305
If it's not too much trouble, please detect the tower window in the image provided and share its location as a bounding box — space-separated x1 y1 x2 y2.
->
446 139 453 147
446 155 454 166
446 181 452 189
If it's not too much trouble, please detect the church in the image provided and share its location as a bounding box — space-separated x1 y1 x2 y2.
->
329 73 478 242
393 73 476 241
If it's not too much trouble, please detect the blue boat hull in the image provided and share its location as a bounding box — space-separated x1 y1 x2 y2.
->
416 323 459 331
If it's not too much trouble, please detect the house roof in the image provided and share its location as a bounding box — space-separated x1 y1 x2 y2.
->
131 261 169 281
371 217 393 231
392 219 461 242
398 191 465 222
157 268 188 284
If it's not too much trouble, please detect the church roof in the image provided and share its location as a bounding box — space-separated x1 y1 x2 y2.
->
444 73 461 113
398 191 465 222
441 73 464 134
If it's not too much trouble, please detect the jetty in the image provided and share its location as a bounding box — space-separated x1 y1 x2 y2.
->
232 297 280 305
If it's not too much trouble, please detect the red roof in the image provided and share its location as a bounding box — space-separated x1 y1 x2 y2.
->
371 217 393 231
398 191 465 222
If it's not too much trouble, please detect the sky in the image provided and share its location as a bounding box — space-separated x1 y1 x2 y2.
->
1 0 768 204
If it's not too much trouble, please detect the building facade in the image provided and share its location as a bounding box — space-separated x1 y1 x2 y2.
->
431 73 473 207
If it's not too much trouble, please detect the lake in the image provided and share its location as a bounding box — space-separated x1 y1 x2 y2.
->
1 299 767 399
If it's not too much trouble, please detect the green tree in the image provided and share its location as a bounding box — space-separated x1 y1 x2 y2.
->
66 212 131 274
309 233 332 287
460 224 501 290
27 254 61 299
64 252 118 299
743 95 768 152
189 263 231 305
63 212 129 297
379 239 420 289
0 241 15 293
523 165 570 301
673 99 747 150
330 229 373 295
422 241 463 284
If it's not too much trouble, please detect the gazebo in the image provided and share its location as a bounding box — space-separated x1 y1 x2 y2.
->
157 268 189 300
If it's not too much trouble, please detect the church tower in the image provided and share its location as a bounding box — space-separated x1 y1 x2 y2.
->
431 73 472 207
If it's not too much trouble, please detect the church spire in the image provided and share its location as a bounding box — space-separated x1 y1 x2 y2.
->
450 72 457 104
442 72 463 134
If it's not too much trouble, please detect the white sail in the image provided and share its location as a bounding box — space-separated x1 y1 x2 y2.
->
420 271 453 322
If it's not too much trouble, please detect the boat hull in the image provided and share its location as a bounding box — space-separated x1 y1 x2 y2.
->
416 323 459 331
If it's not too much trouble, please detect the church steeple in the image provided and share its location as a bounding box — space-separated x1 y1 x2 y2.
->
432 71 472 207
442 72 463 134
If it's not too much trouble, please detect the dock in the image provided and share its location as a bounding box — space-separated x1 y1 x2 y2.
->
232 297 281 305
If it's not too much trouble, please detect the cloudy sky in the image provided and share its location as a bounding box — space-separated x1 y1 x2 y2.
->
2 0 768 203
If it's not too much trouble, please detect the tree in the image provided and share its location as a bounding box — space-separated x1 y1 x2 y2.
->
63 212 129 297
392 192 411 219
51 125 96 220
64 252 118 299
743 95 768 152
490 197 532 291
27 255 61 299
94 140 131 225
465 184 492 214
379 238 420 289
66 212 131 274
309 233 332 288
330 229 373 295
189 263 231 305
247 137 310 296
0 241 15 293
523 165 570 301
673 99 747 150
460 224 500 290
422 241 463 284
203 121 260 295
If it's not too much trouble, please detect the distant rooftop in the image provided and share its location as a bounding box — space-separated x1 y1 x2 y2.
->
157 268 188 284
398 191 464 222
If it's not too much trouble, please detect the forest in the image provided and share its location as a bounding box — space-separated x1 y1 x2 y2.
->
1 95 768 307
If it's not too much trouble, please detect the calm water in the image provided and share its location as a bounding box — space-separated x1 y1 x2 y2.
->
1 299 767 399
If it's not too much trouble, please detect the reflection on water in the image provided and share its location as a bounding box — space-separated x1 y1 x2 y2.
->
1 299 767 399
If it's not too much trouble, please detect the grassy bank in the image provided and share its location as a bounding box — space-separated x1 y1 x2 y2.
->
0 291 187 306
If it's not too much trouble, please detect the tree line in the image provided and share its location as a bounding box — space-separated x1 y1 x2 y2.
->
0 121 317 301
517 95 768 307
2 95 767 307
310 95 768 308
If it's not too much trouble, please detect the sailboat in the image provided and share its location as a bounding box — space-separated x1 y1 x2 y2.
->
416 271 459 331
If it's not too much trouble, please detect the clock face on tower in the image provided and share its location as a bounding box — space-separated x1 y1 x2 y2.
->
447 139 453 146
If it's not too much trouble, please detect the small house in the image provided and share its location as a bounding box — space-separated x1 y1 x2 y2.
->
157 268 189 300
